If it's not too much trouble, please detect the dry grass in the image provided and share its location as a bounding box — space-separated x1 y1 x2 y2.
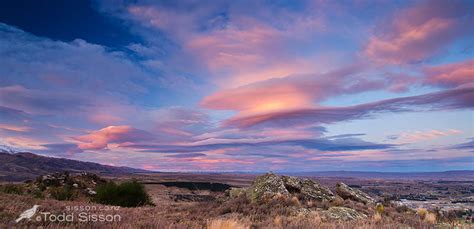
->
332 196 344 207
290 196 300 206
0 192 471 229
376 203 384 215
207 218 249 229
372 213 382 223
273 215 283 228
416 208 428 219
424 212 436 224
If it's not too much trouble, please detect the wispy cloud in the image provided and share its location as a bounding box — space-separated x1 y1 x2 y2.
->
0 1 472 171
224 87 473 128
365 0 473 64
74 126 154 150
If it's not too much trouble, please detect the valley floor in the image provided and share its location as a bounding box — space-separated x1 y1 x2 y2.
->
0 173 472 228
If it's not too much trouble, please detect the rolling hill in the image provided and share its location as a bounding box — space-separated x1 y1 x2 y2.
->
0 151 147 181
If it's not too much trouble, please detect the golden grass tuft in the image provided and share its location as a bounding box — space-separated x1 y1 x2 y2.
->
332 196 344 206
372 213 382 223
290 196 301 206
416 208 428 219
424 212 436 224
376 203 384 214
273 215 283 228
207 218 249 229
307 211 322 225
273 193 287 202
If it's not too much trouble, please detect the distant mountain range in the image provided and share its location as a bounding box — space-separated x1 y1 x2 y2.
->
1 151 472 182
289 170 474 181
0 151 147 181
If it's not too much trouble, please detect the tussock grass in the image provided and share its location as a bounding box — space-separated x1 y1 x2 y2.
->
0 192 470 228
207 218 249 229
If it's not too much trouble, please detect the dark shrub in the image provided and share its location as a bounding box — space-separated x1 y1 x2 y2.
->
1 184 24 194
93 180 153 207
50 186 76 201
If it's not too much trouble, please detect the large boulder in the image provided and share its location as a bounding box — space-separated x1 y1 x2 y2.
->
336 182 374 204
246 173 289 202
244 173 335 203
322 207 367 221
282 176 335 202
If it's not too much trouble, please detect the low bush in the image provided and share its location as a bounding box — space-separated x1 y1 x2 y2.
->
0 184 24 195
50 186 76 201
93 180 153 207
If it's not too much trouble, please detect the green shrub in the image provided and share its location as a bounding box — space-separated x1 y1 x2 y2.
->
50 186 76 201
93 180 153 207
1 184 24 195
33 189 44 199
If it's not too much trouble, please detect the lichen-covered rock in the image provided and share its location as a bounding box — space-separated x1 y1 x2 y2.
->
336 182 374 204
322 207 367 221
281 175 301 191
282 176 335 202
244 173 335 203
299 178 335 202
226 187 247 198
30 172 107 200
36 172 70 187
246 173 289 202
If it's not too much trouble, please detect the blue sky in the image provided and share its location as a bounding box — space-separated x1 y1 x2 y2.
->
0 0 473 172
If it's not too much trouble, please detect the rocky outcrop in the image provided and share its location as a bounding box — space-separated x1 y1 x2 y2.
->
336 182 374 204
322 207 367 221
32 172 107 198
244 173 335 203
246 173 290 202
37 172 70 187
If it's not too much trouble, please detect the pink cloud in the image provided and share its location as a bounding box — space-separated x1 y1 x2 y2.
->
395 129 462 144
365 0 473 64
127 4 327 88
201 64 383 116
74 125 153 150
0 123 32 132
182 14 330 88
424 59 474 87
1 136 48 150
222 86 474 128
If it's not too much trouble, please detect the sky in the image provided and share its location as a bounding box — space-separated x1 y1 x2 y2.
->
0 0 473 172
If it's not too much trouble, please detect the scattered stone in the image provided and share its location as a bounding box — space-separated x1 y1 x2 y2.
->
287 206 312 216
172 194 216 202
322 207 367 221
85 187 97 195
336 182 374 204
226 187 247 198
28 172 109 200
36 172 70 187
